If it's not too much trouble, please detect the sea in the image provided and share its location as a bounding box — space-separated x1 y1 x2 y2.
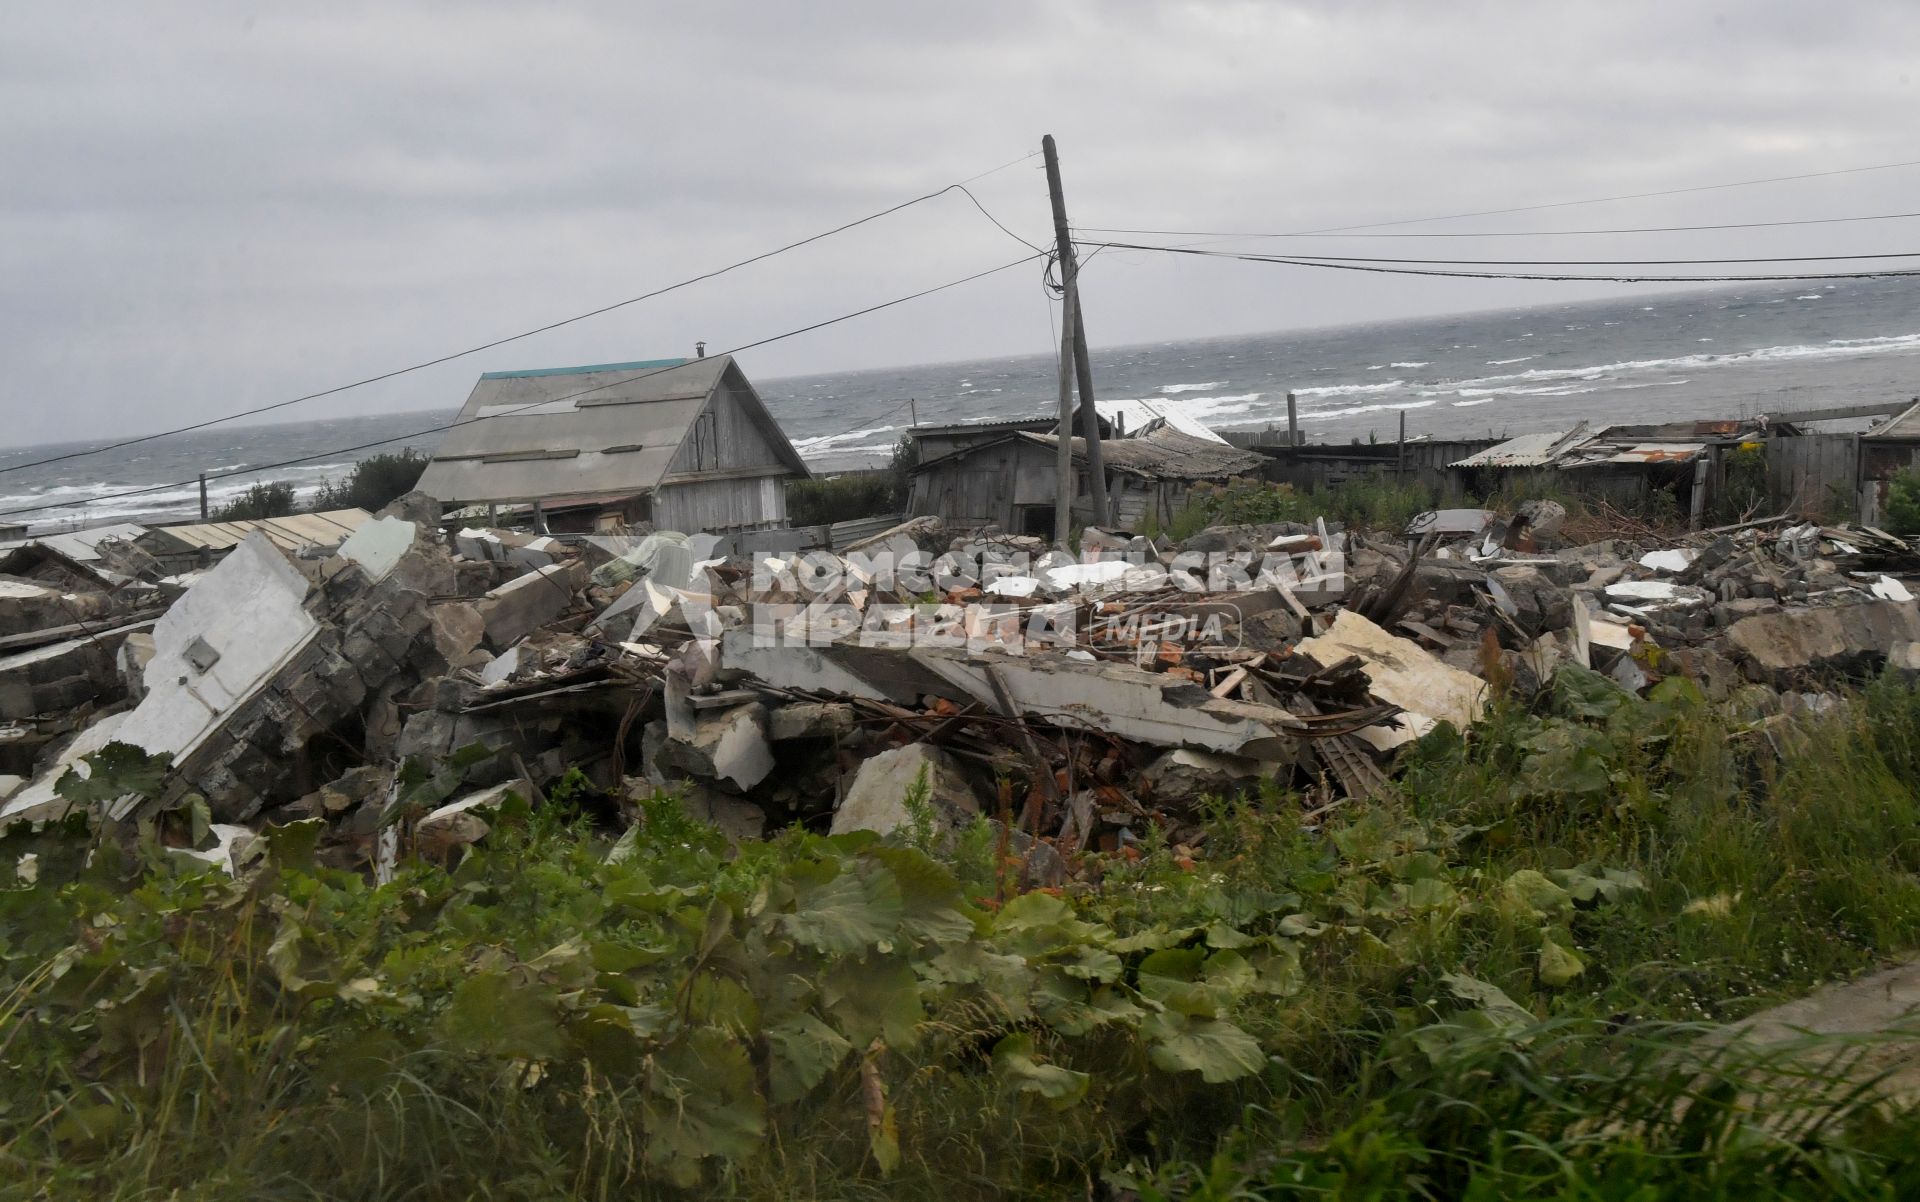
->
6 275 1920 534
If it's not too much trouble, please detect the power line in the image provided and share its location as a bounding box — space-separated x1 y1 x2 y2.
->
0 251 1046 521
1076 208 1920 241
1073 239 1920 284
1139 248 1920 268
1208 155 1920 239
0 150 1043 480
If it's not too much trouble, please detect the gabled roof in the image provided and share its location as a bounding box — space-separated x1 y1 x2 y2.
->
416 354 806 505
1092 398 1229 444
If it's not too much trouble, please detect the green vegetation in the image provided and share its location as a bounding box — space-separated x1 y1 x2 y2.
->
1885 467 1920 536
212 480 298 522
9 669 1920 1198
207 449 427 525
1150 476 1443 541
788 471 900 526
311 448 429 513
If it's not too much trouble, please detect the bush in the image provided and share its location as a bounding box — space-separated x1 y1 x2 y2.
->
212 480 297 521
788 471 900 526
1886 468 1920 536
311 449 429 513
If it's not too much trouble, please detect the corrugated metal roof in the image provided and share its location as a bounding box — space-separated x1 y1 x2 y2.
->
0 522 149 562
1018 427 1265 480
1451 423 1607 468
416 355 806 505
143 509 371 553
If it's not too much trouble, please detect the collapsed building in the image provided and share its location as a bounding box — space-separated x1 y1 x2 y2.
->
4 455 1920 883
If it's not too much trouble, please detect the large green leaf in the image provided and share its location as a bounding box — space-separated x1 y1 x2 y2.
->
1143 1011 1267 1083
439 971 567 1061
821 957 923 1049
642 1026 766 1187
778 862 903 955
992 1032 1090 1108
765 1013 853 1104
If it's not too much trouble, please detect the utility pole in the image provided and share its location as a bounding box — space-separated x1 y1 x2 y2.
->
1042 134 1110 529
1053 292 1076 546
198 473 208 520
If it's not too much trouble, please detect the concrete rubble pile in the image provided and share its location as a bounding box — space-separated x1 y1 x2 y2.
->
4 494 1919 883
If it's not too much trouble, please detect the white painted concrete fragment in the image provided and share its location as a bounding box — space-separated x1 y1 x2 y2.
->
1872 576 1915 603
337 515 417 582
1299 609 1487 747
1639 548 1698 573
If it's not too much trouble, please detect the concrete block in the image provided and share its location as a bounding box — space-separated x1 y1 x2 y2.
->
336 515 417 583
768 701 858 742
1726 600 1920 684
476 562 586 649
831 743 980 838
1141 748 1282 805
670 702 773 792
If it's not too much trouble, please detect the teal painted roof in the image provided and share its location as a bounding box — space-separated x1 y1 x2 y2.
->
479 357 690 380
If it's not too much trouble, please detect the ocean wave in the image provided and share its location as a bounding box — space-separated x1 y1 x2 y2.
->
1486 356 1533 365
1157 381 1224 394
1293 379 1407 398
1389 361 1428 368
1178 392 1264 419
1301 399 1439 422
1451 398 1496 408
791 424 900 454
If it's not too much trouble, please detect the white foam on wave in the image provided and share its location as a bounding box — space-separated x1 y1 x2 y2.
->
1301 399 1439 422
1177 392 1264 420
1389 361 1428 368
791 423 900 455
1451 398 1496 408
1486 356 1533 365
1157 381 1225 394
1293 379 1407 398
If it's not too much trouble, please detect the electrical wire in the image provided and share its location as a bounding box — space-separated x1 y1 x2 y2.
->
0 150 1043 480
1072 239 1920 283
1076 208 1920 241
1128 248 1920 268
1082 155 1920 241
0 251 1045 521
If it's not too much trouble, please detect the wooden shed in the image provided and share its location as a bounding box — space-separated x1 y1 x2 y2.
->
907 425 1264 535
416 355 809 534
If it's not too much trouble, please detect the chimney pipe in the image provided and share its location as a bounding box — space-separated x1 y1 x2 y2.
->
695 341 706 359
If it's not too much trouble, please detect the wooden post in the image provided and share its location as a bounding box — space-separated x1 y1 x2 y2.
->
1396 411 1407 477
1286 391 1299 447
198 473 209 520
908 398 918 427
1042 134 1109 528
1053 294 1076 547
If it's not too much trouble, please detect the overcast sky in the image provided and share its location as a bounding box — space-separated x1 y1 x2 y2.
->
4 1 1918 447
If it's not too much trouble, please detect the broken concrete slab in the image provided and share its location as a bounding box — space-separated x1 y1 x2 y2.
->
477 561 586 650
668 702 774 792
767 701 858 742
336 515 417 582
1725 599 1920 685
831 743 980 837
1299 609 1488 747
1141 748 1282 805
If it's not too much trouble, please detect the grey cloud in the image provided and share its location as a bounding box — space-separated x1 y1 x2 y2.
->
3 0 1919 445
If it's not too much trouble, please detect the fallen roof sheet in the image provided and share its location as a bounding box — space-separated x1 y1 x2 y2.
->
1094 397 1229 444
143 509 372 554
1866 399 1920 441
1451 424 1605 469
0 522 149 562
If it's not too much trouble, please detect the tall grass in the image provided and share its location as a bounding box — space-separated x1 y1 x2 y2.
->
8 673 1920 1198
